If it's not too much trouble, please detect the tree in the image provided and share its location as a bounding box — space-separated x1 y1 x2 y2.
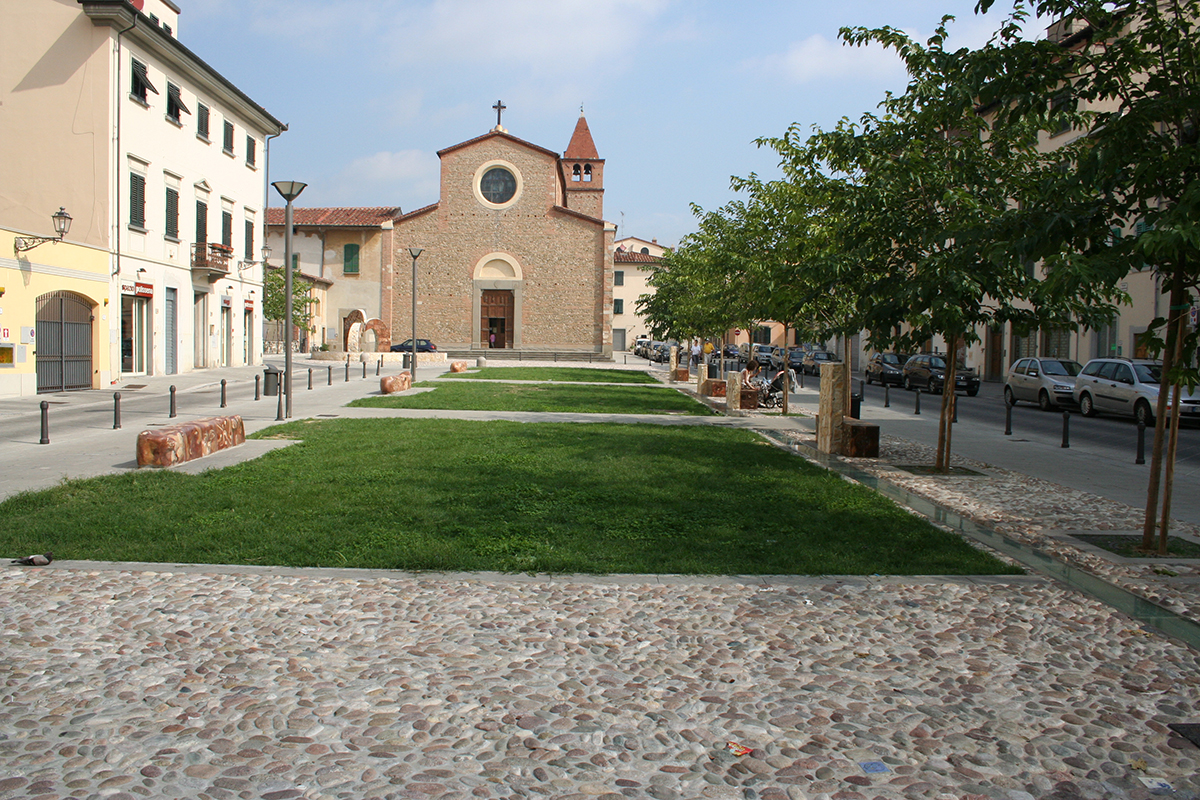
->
972 0 1200 550
263 263 316 329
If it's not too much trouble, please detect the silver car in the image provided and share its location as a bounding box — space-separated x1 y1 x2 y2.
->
1004 357 1083 410
1073 357 1200 425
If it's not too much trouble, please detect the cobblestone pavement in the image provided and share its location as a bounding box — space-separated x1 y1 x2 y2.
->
2 567 1199 800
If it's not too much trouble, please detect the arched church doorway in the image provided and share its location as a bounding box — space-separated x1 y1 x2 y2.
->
481 290 514 348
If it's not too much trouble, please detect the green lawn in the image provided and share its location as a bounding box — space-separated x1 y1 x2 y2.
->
451 367 657 383
0 419 1020 576
349 381 713 415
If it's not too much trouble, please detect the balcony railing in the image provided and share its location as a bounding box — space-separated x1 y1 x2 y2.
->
191 242 232 281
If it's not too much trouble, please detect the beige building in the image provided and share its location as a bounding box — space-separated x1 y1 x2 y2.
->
387 114 616 356
612 236 665 351
1 0 285 396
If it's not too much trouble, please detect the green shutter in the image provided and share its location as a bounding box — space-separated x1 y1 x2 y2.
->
130 173 145 228
244 219 254 260
221 211 232 247
614 298 624 314
165 187 179 238
292 254 299 271
344 243 360 275
614 270 624 286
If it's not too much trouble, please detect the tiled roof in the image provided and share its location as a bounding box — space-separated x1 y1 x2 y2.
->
565 114 599 159
265 207 401 227
615 251 661 263
438 130 559 160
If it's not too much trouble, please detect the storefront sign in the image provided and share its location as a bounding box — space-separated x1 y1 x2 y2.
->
221 295 233 308
244 299 254 311
120 280 153 297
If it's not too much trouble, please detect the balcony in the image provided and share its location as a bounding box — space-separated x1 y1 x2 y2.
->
191 242 232 282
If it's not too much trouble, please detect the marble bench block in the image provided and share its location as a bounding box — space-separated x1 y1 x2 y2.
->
842 419 880 458
450 361 469 373
702 379 726 398
136 415 245 468
381 373 412 394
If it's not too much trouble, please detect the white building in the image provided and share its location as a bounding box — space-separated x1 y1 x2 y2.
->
0 0 285 396
612 236 665 351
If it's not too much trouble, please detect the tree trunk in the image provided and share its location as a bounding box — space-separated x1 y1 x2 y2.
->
936 332 958 472
1156 311 1188 554
1141 267 1186 549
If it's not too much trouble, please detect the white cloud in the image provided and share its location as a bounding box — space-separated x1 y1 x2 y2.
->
751 34 905 85
327 150 441 208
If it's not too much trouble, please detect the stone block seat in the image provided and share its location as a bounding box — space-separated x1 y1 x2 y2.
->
380 373 412 394
136 415 245 468
842 418 880 458
701 379 726 398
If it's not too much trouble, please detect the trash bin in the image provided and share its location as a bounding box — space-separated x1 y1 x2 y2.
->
401 353 412 370
708 363 720 379
263 365 282 396
849 392 862 420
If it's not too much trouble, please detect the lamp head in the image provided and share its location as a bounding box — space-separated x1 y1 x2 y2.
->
272 181 307 202
261 244 272 262
408 247 423 259
52 207 71 238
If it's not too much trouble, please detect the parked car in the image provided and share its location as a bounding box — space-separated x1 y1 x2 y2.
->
632 337 651 357
750 344 776 367
901 354 980 395
723 343 741 359
1073 357 1200 425
390 338 438 353
785 347 806 373
801 350 836 376
1004 357 1083 410
770 347 802 372
864 352 909 386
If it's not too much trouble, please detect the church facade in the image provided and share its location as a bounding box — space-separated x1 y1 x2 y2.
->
388 113 616 357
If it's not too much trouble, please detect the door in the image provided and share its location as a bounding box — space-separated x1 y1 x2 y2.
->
220 306 232 366
986 325 1004 381
613 328 626 352
243 309 252 365
35 291 93 393
120 295 148 374
194 292 207 368
480 290 514 348
165 288 177 374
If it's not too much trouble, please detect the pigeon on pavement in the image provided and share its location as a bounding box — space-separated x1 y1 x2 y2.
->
10 552 53 566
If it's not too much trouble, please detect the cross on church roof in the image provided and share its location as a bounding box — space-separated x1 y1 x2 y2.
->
493 100 506 128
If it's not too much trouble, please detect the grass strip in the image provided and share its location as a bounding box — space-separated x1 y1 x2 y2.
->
0 419 1020 576
451 367 657 383
349 382 712 415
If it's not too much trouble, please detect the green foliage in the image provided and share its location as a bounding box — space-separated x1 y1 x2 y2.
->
0 420 1020 576
349 382 713 415
263 264 316 328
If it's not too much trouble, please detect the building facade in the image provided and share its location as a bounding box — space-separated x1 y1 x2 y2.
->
612 236 665 351
387 114 616 356
0 0 285 397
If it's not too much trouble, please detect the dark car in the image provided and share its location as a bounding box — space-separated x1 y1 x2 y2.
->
770 346 805 373
864 352 909 387
723 344 741 359
801 350 836 375
902 353 980 396
390 338 438 353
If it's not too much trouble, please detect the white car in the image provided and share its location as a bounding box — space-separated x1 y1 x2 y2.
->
1004 357 1083 410
1073 357 1200 425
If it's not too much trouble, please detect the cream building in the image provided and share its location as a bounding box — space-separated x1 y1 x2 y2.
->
0 0 285 397
612 236 665 351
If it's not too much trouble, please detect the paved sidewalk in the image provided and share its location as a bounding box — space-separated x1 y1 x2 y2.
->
2 361 1199 799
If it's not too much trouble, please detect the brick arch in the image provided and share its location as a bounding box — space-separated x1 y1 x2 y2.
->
364 318 390 351
342 310 365 349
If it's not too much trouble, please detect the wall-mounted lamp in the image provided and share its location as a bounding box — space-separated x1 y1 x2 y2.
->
14 207 72 255
239 246 272 272
137 267 148 275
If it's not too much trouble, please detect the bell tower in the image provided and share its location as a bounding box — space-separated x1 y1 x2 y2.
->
563 112 604 219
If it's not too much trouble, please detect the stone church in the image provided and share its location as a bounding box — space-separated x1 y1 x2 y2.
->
386 110 615 357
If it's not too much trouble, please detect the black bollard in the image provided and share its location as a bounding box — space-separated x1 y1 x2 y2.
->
952 396 958 424
859 379 865 400
345 361 350 382
328 366 332 386
884 384 890 408
363 360 367 379
308 368 313 390
377 358 381 376
1005 402 1012 436
40 400 50 444
113 392 122 430
169 385 177 418
220 379 227 408
914 388 921 415
276 381 284 421
1061 409 1070 448
1136 418 1146 465
255 374 261 401
799 370 804 390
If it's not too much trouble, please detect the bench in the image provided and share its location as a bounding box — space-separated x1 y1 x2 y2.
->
842 418 880 458
136 415 246 468
380 373 412 394
701 379 726 398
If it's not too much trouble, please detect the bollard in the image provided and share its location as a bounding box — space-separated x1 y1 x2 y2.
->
799 370 804 390
328 366 332 385
1004 401 1012 435
624 354 627 365
554 352 558 362
40 400 50 444
859 379 865 400
952 396 958 424
884 384 890 408
113 392 122 430
308 368 313 390
1061 409 1070 448
914 388 921 415
220 379 227 408
362 360 367 379
1136 419 1146 464
169 385 177 418
345 361 350 382
377 358 381 376
255 374 261 400
276 381 285 421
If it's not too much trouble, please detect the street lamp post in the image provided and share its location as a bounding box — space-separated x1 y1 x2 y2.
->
272 181 306 418
409 248 423 385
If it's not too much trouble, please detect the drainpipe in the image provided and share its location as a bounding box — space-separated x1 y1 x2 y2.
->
113 15 137 279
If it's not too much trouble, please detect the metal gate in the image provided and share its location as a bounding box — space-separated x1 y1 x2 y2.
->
165 287 177 374
36 291 93 393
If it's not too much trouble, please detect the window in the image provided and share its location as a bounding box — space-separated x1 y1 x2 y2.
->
613 298 624 315
614 270 624 286
165 187 179 239
223 120 234 154
583 164 593 182
166 82 189 123
480 167 516 204
195 200 207 243
130 58 157 103
245 136 256 167
1051 92 1072 136
221 210 233 247
197 104 209 140
244 219 254 260
129 173 146 229
163 23 172 36
292 254 299 271
572 164 581 182
343 244 360 275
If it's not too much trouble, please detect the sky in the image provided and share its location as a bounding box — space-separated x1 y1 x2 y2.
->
179 0 1040 248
